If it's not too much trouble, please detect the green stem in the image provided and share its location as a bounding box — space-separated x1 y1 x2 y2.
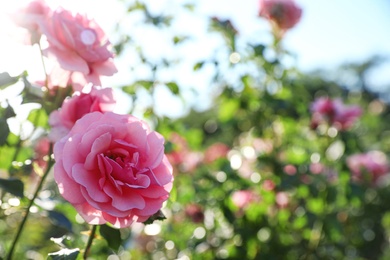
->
38 42 48 89
83 225 98 259
6 143 54 260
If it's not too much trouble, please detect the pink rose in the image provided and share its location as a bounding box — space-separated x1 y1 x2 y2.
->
275 191 289 208
40 7 117 87
347 151 389 185
49 86 116 142
53 112 174 228
258 0 302 31
231 190 258 209
310 97 362 130
204 143 230 164
11 0 51 44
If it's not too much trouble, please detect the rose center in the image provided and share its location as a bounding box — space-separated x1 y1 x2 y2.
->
80 29 97 45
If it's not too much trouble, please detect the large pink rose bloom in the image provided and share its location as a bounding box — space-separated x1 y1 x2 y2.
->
259 0 302 31
347 151 389 185
40 8 117 87
49 86 116 142
310 97 362 130
53 112 174 228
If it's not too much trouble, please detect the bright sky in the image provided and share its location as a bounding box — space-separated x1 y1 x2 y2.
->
1 0 389 115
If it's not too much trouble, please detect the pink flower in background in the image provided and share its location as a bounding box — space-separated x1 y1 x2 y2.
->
204 142 229 164
166 133 202 172
231 190 258 209
11 0 51 44
258 0 302 31
185 204 204 223
49 86 116 142
40 8 117 87
310 97 362 130
53 112 173 228
262 180 276 191
347 151 389 185
275 191 289 208
33 137 50 169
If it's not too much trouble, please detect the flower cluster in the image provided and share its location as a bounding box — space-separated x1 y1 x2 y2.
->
310 97 362 130
12 0 174 228
347 151 390 185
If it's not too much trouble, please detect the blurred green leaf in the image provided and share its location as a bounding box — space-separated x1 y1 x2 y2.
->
0 118 10 146
193 62 205 71
307 198 325 215
218 99 239 122
99 224 122 252
48 211 73 232
0 72 19 89
166 82 179 95
252 44 266 57
0 178 24 197
28 108 49 129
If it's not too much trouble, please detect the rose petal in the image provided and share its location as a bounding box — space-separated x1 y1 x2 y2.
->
54 162 85 204
71 164 110 203
102 212 136 228
84 132 112 170
79 125 115 157
110 186 146 211
142 132 164 169
74 203 106 225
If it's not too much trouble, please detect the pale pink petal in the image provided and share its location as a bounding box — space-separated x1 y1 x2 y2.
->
54 162 85 204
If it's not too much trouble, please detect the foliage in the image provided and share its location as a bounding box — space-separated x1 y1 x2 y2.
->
1 0 390 259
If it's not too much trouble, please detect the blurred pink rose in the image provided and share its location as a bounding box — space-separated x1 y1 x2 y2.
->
49 86 116 142
310 97 362 130
40 8 117 87
11 0 51 44
275 191 289 208
262 180 276 191
53 112 173 228
258 0 302 31
283 164 297 175
204 143 229 164
347 151 389 185
185 203 204 223
166 133 202 172
32 137 51 171
231 190 258 209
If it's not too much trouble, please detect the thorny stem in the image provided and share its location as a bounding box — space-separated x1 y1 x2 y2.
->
6 143 54 260
83 225 98 259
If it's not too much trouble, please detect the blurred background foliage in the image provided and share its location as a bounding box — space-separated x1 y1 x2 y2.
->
1 0 390 259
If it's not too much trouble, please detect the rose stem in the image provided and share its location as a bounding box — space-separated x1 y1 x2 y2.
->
83 225 98 259
6 143 54 260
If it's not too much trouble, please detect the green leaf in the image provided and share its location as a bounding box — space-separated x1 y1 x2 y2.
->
143 210 166 225
166 82 179 95
0 146 16 170
0 178 24 197
27 108 49 129
218 99 239 122
0 72 19 89
99 224 122 251
252 44 266 57
48 211 73 232
193 62 204 71
47 248 80 260
0 118 10 146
